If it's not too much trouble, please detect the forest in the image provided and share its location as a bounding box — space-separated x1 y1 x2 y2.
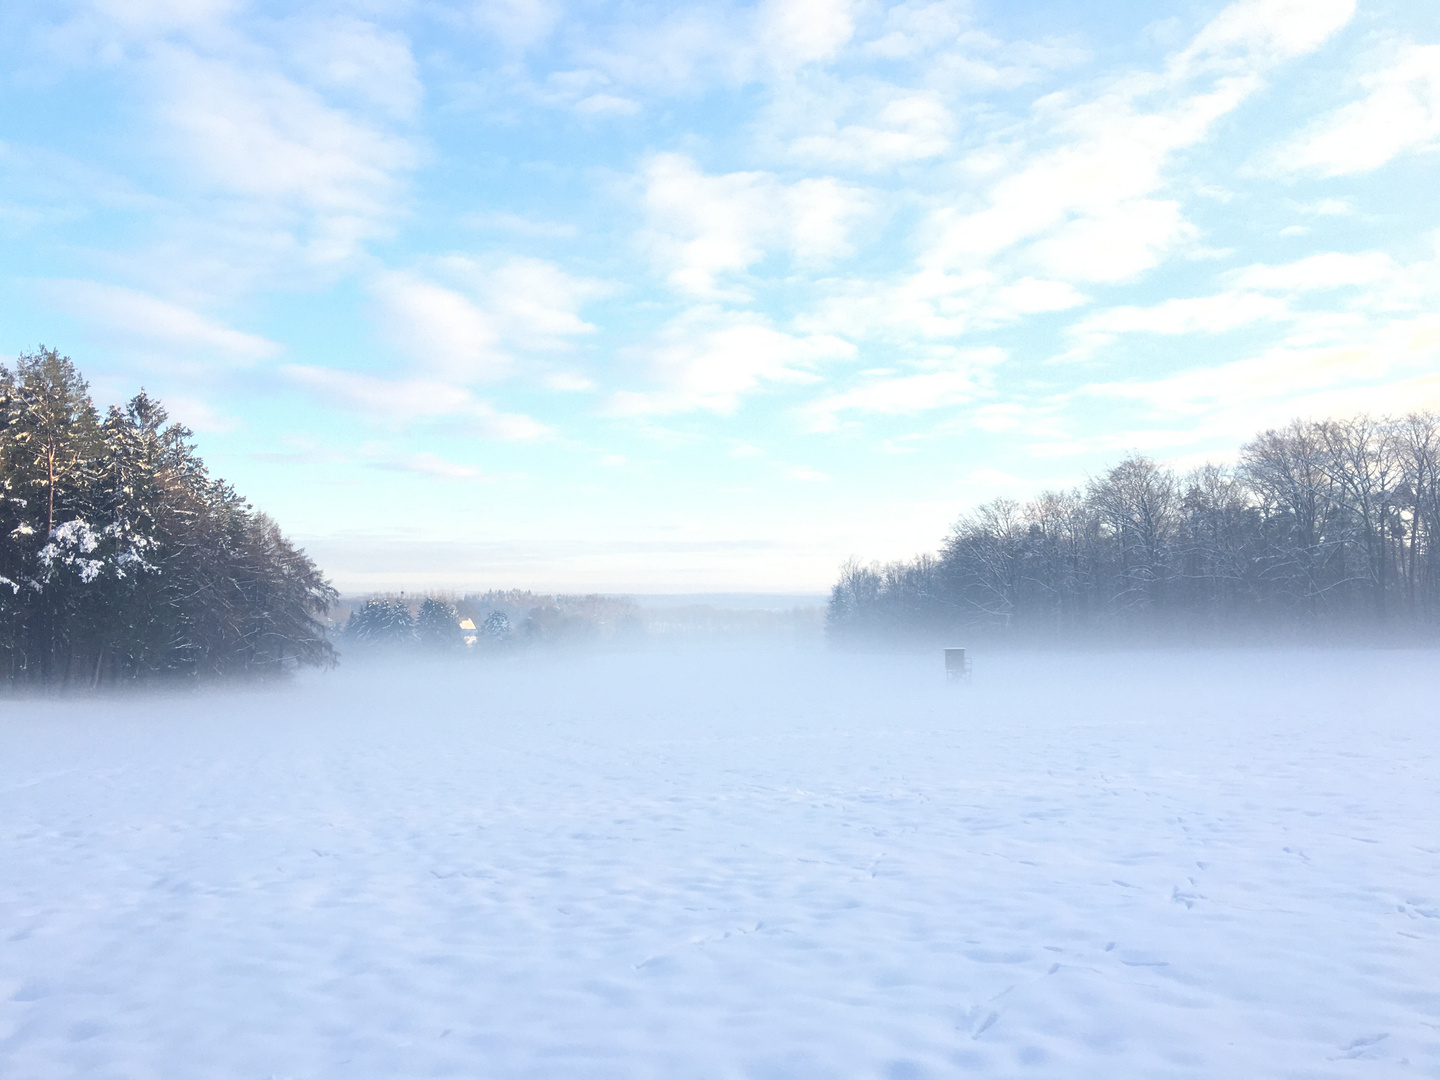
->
828 413 1440 645
0 348 335 686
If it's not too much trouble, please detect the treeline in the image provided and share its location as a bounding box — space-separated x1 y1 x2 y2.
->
336 591 825 651
338 591 644 652
828 413 1440 644
1 347 336 686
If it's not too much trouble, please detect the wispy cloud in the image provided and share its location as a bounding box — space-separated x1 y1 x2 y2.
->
800 348 1005 431
152 44 418 263
1274 41 1440 176
605 309 853 415
44 280 281 361
38 1 421 290
1078 312 1440 427
368 451 485 480
640 153 872 297
457 212 579 239
546 0 857 108
282 365 551 440
786 92 953 169
253 439 489 479
371 256 606 387
780 0 1358 360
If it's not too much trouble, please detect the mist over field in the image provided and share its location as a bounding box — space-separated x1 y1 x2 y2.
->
3 644 1437 1077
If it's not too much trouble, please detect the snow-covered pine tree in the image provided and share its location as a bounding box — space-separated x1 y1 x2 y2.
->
343 598 416 648
0 348 104 681
482 610 511 640
416 597 462 651
0 348 336 685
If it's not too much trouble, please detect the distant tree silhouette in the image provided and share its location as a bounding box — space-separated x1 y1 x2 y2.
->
829 415 1440 644
343 599 416 647
416 597 463 651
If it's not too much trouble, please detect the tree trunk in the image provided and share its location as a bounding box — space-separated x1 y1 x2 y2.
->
46 446 55 538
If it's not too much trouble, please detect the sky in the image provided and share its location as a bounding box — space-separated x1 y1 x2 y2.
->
2 0 1438 594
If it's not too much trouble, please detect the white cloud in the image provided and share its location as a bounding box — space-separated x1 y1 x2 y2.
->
369 452 485 480
1080 312 1440 417
477 257 606 348
1069 291 1291 343
575 92 642 115
798 263 1092 345
606 310 854 416
919 0 1356 291
1277 43 1440 176
284 17 423 121
373 257 604 384
994 276 1088 314
758 15 1087 173
476 0 563 52
756 0 856 71
154 45 417 263
564 9 751 97
929 31 1091 89
158 395 242 434
1230 252 1398 292
1026 199 1196 284
545 373 597 392
539 0 859 114
970 402 1039 434
373 273 507 382
46 4 422 283
46 280 281 360
458 212 579 238
780 0 1356 357
282 365 551 439
83 0 238 37
1178 0 1356 70
788 93 953 168
641 153 871 296
1293 197 1355 217
801 347 1005 431
863 2 972 61
926 79 1250 280
1058 245 1437 362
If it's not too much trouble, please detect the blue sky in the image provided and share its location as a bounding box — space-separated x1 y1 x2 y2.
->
2 0 1438 593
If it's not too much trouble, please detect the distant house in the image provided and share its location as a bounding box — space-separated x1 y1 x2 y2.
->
458 618 477 647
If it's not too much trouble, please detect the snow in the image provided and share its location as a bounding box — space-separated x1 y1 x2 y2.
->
1 647 1437 1078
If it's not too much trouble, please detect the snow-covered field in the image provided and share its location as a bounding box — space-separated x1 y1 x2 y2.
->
2 647 1437 1078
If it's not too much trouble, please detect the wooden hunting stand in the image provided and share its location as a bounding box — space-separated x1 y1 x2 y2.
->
945 647 972 683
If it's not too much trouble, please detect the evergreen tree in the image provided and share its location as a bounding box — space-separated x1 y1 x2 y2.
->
343 598 416 647
0 348 335 685
416 597 462 651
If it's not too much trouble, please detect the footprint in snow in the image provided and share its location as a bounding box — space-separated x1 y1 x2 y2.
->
1171 886 1201 909
972 1011 1000 1038
956 1005 1002 1038
1333 1033 1388 1060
